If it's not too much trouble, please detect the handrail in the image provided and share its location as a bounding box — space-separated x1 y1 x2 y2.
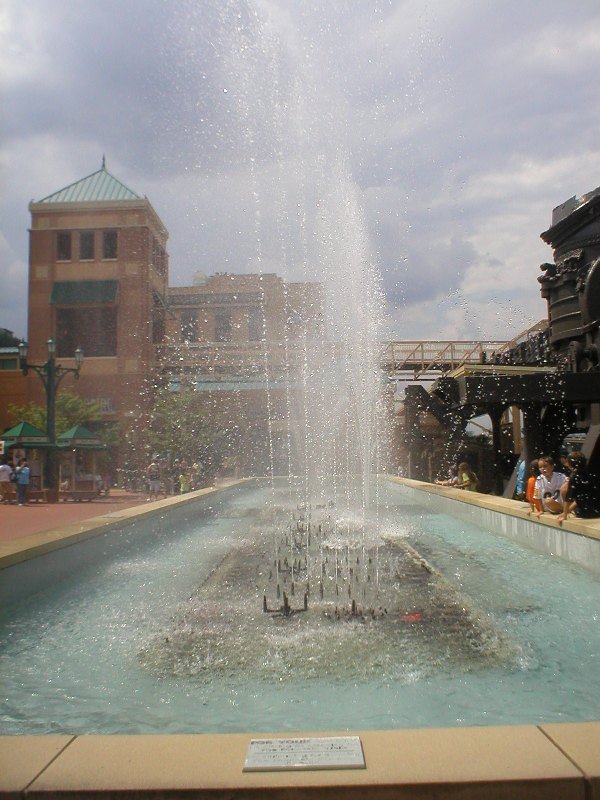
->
381 339 508 377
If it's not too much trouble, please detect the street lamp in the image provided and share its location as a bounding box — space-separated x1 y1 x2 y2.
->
19 338 84 501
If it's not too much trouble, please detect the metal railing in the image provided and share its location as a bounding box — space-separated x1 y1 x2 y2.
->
156 320 551 383
380 320 550 379
379 340 508 379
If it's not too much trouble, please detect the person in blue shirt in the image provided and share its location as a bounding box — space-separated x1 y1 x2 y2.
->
514 458 526 500
14 457 30 506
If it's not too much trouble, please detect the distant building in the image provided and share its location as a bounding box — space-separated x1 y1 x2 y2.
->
164 272 323 373
24 160 169 463
0 346 26 433
160 272 324 475
1 161 324 474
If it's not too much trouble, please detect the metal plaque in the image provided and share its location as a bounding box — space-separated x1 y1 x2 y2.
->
243 736 365 772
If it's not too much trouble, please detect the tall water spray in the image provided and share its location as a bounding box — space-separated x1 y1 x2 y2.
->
174 1 388 512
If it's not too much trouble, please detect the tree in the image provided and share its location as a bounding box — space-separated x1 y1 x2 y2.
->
146 388 248 475
0 328 20 347
8 391 102 436
8 391 120 473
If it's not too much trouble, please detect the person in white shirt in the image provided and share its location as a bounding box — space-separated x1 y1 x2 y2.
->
534 455 567 516
0 458 13 503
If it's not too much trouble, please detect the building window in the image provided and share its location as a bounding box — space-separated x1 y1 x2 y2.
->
102 230 118 259
57 232 72 261
151 236 167 277
181 310 198 342
0 358 18 370
80 231 95 260
56 307 117 357
248 307 264 341
152 310 165 344
99 398 114 414
215 310 232 342
91 397 114 414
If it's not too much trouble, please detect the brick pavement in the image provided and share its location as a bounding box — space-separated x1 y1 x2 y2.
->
0 489 150 542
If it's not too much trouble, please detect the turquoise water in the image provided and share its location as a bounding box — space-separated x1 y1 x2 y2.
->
0 483 598 734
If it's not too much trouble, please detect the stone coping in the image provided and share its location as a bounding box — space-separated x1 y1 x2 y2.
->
0 479 254 570
1 477 599 797
1 724 599 798
5 475 597 571
389 476 600 543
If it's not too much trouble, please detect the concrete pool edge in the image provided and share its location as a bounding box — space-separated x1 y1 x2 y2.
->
388 476 600 573
1 478 599 797
0 479 255 570
3 475 598 571
1 723 599 798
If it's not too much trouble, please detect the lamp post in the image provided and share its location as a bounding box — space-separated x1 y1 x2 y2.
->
19 338 84 502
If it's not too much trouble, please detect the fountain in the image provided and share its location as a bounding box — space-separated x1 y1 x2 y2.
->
171 0 387 513
138 488 517 682
2 478 599 739
137 3 503 689
2 2 595 735
1 7 600 797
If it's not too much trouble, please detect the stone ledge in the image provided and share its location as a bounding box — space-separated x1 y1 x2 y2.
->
389 476 600 543
1 725 596 799
0 480 253 570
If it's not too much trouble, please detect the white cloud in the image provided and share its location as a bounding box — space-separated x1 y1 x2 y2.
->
497 20 600 74
0 231 27 337
2 0 600 342
0 4 53 85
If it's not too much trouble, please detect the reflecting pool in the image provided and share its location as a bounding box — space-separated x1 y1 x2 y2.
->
1 481 598 734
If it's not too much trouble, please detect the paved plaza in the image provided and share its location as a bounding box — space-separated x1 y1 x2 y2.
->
0 489 148 542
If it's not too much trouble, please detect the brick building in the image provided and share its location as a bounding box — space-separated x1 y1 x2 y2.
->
164 271 322 374
160 272 324 475
24 160 169 461
2 162 324 476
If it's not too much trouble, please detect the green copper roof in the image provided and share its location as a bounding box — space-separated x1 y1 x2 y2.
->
37 159 142 204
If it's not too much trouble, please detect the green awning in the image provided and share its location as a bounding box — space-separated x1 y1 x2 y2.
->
57 424 104 449
50 280 118 305
1 421 50 446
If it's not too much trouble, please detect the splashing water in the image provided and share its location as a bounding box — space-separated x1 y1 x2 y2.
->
171 0 388 515
139 492 518 682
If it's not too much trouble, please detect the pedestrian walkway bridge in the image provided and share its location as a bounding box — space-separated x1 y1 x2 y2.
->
380 320 548 381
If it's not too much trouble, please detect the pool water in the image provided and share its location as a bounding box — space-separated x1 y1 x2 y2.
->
1 482 598 734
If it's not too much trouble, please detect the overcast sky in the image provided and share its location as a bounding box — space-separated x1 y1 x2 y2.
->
2 0 600 342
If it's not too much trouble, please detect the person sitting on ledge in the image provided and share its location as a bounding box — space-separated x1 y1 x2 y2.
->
525 459 541 514
533 455 566 517
455 462 478 492
514 457 526 501
435 464 458 487
557 452 600 524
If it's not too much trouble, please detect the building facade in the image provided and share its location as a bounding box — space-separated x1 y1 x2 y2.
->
2 162 325 477
160 272 324 476
25 161 169 464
